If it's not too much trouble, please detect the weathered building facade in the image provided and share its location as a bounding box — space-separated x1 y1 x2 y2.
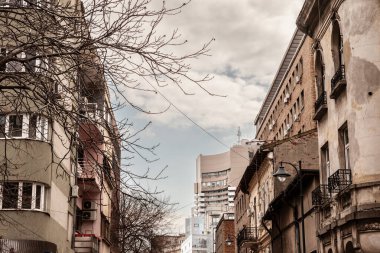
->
297 0 380 252
234 27 320 253
215 213 235 253
0 0 121 252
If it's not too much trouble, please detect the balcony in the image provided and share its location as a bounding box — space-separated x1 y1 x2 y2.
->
312 184 330 206
330 65 346 99
77 159 102 191
237 227 259 250
328 169 352 193
74 234 99 253
313 91 328 121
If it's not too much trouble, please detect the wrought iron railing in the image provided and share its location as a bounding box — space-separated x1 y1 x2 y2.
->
314 91 327 112
328 169 352 193
331 65 345 91
237 227 259 247
312 184 330 206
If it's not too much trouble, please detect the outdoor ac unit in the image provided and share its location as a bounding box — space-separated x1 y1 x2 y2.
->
272 120 276 126
284 129 288 136
295 75 300 84
287 124 292 130
294 113 300 122
283 97 288 104
83 200 97 210
269 124 273 130
82 210 97 221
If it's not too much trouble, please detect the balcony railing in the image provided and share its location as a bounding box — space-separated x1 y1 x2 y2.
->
312 184 330 206
74 234 99 253
328 169 352 193
237 227 259 249
313 91 328 121
330 65 346 99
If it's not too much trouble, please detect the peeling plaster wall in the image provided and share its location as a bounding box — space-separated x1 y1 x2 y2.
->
316 0 380 185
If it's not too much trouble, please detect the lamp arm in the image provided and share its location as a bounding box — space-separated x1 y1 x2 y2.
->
280 161 301 177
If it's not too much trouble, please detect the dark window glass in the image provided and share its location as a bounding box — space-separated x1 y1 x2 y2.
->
25 50 37 72
29 115 37 139
0 48 6 71
0 115 5 138
2 182 19 209
22 183 33 209
35 185 41 209
9 115 23 137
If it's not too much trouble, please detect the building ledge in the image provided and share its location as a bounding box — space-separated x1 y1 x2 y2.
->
330 79 346 99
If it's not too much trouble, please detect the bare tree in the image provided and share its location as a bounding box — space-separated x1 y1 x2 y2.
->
118 193 173 253
0 0 212 252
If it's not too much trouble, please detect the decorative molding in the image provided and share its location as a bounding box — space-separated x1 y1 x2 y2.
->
358 222 380 232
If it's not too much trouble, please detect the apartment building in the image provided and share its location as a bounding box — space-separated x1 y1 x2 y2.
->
193 141 254 252
234 28 319 253
254 29 317 141
215 213 235 253
0 1 120 252
194 142 253 222
297 0 380 252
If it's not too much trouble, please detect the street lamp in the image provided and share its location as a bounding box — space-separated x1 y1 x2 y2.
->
272 163 291 182
273 161 306 253
225 234 233 246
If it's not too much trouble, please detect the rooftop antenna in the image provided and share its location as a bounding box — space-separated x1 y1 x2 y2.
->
237 126 241 144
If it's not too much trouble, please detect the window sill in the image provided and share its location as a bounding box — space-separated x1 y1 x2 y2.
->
0 137 50 143
0 209 49 215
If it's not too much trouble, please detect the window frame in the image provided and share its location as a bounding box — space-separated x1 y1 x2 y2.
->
0 181 45 211
0 113 49 141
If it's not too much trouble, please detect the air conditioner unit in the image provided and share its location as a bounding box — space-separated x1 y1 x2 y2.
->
283 97 288 104
269 124 273 130
83 200 97 210
287 124 292 131
284 129 288 136
82 210 97 221
295 75 301 84
294 113 300 122
272 120 276 126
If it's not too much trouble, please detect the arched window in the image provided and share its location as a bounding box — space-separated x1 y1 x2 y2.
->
331 19 343 72
345 241 355 253
315 49 325 96
330 14 347 99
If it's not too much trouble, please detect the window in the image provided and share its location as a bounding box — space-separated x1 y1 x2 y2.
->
339 125 350 170
0 114 5 138
0 0 47 7
321 143 330 184
9 114 23 137
300 91 304 110
331 19 344 73
0 48 6 71
315 49 325 96
0 182 45 210
0 114 48 140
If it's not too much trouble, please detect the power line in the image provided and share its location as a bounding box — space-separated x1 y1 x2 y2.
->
143 78 252 162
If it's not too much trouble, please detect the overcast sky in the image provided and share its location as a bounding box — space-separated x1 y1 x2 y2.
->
119 0 304 232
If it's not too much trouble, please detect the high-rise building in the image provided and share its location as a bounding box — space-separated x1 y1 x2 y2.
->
193 141 255 252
